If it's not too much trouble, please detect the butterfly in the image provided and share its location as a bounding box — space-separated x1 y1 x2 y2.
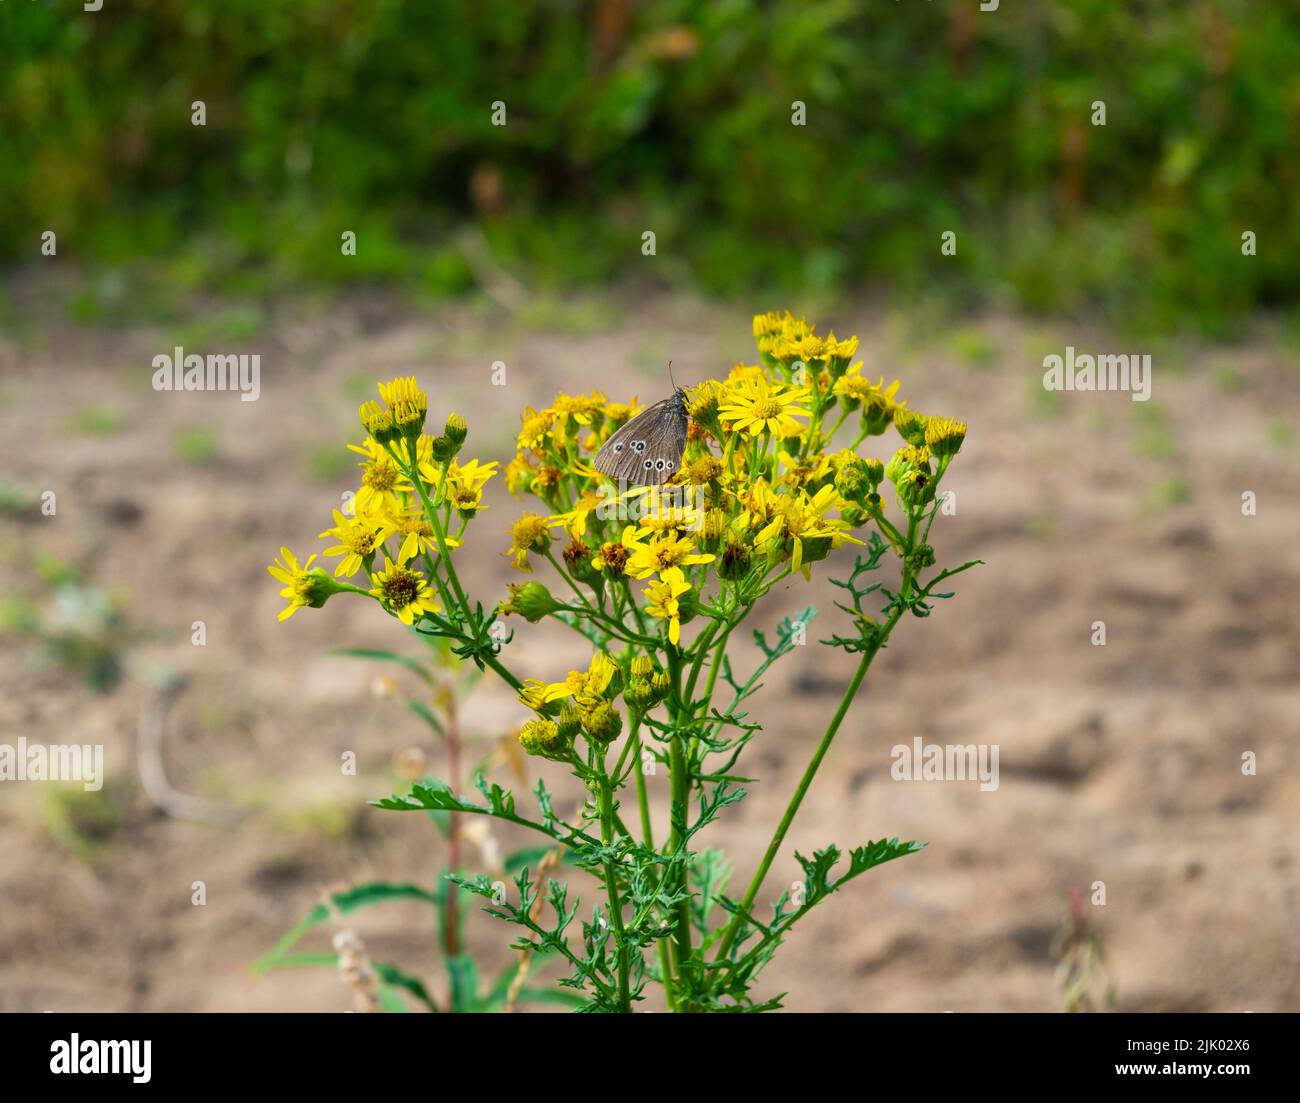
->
594 386 690 486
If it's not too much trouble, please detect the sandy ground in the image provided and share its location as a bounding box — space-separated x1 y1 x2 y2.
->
1 291 1298 1012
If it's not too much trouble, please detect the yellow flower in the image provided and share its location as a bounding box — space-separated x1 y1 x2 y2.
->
453 458 498 490
318 508 395 577
506 513 551 571
628 483 706 538
516 679 555 712
502 454 535 498
768 332 828 364
718 380 811 438
378 376 428 414
620 526 714 580
823 332 860 362
755 484 862 575
552 391 607 427
386 503 462 562
442 457 498 514
266 547 320 621
548 492 605 539
373 376 428 439
368 545 441 626
726 362 767 384
682 454 724 486
517 406 555 451
753 310 797 340
346 439 410 514
605 398 639 427
643 567 692 645
685 380 726 436
545 652 619 708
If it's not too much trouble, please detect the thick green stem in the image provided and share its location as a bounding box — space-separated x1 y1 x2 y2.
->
663 648 694 1002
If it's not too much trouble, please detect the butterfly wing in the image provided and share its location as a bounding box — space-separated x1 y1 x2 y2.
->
595 394 688 486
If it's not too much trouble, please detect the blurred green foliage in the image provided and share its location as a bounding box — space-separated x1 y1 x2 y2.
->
1 0 1296 331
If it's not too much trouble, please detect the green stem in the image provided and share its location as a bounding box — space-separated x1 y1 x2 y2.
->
663 648 694 1003
712 518 921 967
598 750 632 1012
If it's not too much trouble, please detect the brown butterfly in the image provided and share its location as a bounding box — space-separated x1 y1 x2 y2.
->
594 386 689 486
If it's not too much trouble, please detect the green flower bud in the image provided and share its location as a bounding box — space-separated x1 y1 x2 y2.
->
501 581 562 623
629 655 656 679
718 534 752 581
625 677 655 710
444 412 468 447
580 701 623 746
893 408 929 448
394 399 427 442
564 538 603 588
301 567 350 609
518 718 572 762
833 457 867 499
896 467 935 509
650 671 672 703
358 401 399 445
429 435 457 463
556 703 582 739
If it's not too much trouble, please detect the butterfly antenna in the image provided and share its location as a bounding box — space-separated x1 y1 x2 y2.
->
668 360 678 391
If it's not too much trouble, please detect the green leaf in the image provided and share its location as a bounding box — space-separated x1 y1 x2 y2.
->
249 953 439 1013
330 647 433 683
252 881 438 974
446 954 479 1013
372 961 438 1012
503 845 559 874
407 699 445 737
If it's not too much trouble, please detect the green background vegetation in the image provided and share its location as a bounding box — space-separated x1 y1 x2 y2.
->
2 0 1296 331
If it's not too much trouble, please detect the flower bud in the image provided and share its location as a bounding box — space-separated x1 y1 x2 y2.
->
625 677 655 710
596 541 629 579
501 581 562 623
580 701 623 746
358 401 399 445
893 408 928 448
629 655 656 679
833 457 867 499
650 671 672 703
301 567 350 609
556 703 582 740
429 434 457 463
718 533 752 581
518 718 572 762
444 412 468 447
394 400 427 442
564 538 603 588
896 467 935 509
923 416 966 459
701 508 729 552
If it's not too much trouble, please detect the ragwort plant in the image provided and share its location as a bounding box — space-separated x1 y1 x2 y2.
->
269 312 979 1012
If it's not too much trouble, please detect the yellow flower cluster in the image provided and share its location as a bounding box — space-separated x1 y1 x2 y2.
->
269 316 967 769
268 377 501 626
